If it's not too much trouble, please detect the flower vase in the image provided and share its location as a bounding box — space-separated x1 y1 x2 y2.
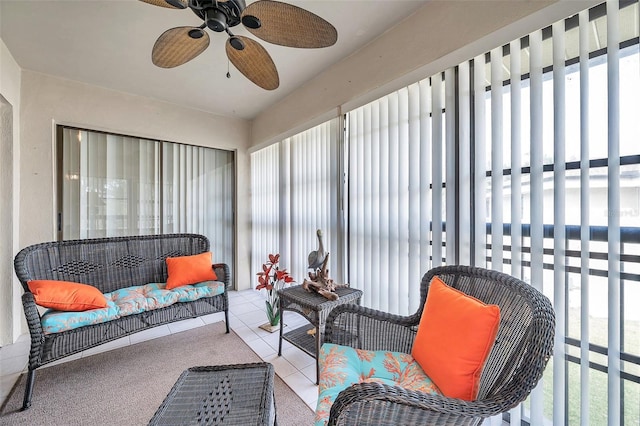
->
259 299 284 333
259 322 282 333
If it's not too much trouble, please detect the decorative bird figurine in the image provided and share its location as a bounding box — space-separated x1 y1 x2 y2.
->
307 229 326 271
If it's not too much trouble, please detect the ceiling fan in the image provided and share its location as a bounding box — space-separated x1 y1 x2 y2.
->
140 0 338 90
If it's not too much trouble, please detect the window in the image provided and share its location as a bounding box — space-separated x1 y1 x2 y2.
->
251 0 639 423
57 126 235 271
475 3 640 424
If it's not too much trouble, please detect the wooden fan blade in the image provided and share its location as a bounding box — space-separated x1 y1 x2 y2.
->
226 36 279 90
139 0 187 10
152 27 210 68
241 0 337 48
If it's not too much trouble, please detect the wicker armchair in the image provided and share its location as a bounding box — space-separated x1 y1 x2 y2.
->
321 265 555 426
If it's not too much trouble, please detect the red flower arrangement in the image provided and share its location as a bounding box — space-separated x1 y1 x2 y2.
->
256 254 295 326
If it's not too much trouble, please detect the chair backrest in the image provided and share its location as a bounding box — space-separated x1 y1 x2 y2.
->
420 265 555 404
14 233 210 294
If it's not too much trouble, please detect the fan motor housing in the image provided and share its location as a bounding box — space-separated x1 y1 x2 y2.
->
189 0 246 29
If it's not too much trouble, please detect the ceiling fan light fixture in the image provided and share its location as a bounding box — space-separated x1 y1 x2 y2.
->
164 0 187 9
229 36 245 51
205 8 228 32
188 28 205 39
241 15 261 30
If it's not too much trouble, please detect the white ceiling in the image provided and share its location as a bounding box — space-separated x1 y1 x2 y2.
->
0 0 429 120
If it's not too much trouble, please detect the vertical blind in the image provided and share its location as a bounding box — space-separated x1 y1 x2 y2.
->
347 1 639 420
347 78 450 316
251 143 281 276
250 118 343 286
162 143 235 266
60 128 161 238
250 0 640 423
59 126 235 268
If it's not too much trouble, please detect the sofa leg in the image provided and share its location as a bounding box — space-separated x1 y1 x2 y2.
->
21 369 36 411
224 309 230 333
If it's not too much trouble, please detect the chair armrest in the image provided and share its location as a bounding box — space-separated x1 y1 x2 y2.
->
328 382 503 426
212 263 231 290
324 304 419 353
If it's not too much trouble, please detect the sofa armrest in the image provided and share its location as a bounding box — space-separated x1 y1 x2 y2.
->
324 304 418 354
213 263 231 290
21 292 45 369
328 382 502 426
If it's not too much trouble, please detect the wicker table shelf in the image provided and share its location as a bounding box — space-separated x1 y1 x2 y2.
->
277 285 363 384
148 363 276 426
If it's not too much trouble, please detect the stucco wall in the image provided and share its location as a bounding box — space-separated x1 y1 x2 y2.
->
0 38 22 345
17 71 253 314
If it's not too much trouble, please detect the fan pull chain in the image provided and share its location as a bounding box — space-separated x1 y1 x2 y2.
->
226 59 231 79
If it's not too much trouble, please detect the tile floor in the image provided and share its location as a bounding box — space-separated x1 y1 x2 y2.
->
0 288 320 412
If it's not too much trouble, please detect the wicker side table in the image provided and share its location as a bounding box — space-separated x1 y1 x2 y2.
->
149 363 276 426
277 285 363 384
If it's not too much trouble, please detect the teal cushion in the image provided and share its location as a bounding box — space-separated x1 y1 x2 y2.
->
40 281 224 334
109 283 178 316
40 300 120 334
170 281 225 302
315 343 442 426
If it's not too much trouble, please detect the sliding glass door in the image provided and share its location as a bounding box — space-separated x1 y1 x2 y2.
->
57 126 235 269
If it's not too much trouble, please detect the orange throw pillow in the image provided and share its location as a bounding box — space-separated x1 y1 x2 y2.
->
411 276 500 401
165 252 218 290
27 280 108 312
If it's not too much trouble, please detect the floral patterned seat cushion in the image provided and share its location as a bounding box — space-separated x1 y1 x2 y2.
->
108 283 178 317
40 281 225 334
315 343 442 426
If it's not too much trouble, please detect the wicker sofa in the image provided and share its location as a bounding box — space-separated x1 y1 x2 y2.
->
13 233 230 410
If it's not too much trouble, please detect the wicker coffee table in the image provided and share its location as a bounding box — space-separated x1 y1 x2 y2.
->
277 285 363 384
148 363 276 426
